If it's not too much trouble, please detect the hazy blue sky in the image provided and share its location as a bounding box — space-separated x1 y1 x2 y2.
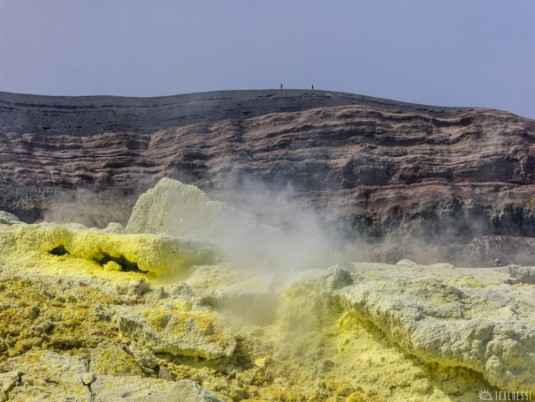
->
1 1 534 118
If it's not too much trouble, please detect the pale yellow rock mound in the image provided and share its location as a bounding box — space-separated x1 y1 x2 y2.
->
0 221 218 278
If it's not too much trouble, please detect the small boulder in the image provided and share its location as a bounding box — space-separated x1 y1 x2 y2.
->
0 211 19 225
90 342 144 377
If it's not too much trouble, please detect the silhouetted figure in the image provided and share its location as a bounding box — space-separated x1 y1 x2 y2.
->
311 84 314 90
280 83 283 90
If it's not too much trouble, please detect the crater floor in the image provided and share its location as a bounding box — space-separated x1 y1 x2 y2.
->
0 179 533 401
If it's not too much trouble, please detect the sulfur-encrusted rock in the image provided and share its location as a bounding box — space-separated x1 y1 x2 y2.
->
90 342 144 377
115 308 236 360
2 350 223 402
103 222 127 234
91 377 225 402
126 178 336 270
126 178 275 241
500 265 535 284
333 263 535 392
306 264 355 292
81 372 96 386
0 221 218 277
0 212 19 226
5 350 90 401
0 370 21 402
125 178 289 271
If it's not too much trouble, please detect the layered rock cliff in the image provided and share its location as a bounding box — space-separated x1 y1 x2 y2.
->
1 89 534 265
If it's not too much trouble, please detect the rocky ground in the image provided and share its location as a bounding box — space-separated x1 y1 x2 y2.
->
1 179 533 401
1 90 535 266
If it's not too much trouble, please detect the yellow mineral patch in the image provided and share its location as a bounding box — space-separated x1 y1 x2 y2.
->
0 222 218 279
254 357 268 368
447 275 491 288
90 342 144 376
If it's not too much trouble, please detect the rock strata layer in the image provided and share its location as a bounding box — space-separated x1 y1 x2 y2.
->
1 90 535 265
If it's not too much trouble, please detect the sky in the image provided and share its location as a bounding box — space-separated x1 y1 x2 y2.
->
0 1 534 118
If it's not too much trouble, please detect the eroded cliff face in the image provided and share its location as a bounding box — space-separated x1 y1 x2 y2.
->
1 90 535 265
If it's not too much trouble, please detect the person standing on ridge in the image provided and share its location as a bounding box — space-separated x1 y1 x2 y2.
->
280 83 283 90
311 84 314 90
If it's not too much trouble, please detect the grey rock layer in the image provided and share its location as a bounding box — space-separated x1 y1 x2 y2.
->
1 90 535 265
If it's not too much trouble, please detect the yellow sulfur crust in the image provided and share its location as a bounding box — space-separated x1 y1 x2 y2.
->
0 222 218 279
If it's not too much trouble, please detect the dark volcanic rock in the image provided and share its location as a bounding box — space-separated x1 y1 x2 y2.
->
1 89 535 265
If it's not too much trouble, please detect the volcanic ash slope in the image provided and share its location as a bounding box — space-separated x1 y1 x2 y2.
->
0 178 534 401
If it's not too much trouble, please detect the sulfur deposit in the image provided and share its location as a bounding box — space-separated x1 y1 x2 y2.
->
0 178 534 401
